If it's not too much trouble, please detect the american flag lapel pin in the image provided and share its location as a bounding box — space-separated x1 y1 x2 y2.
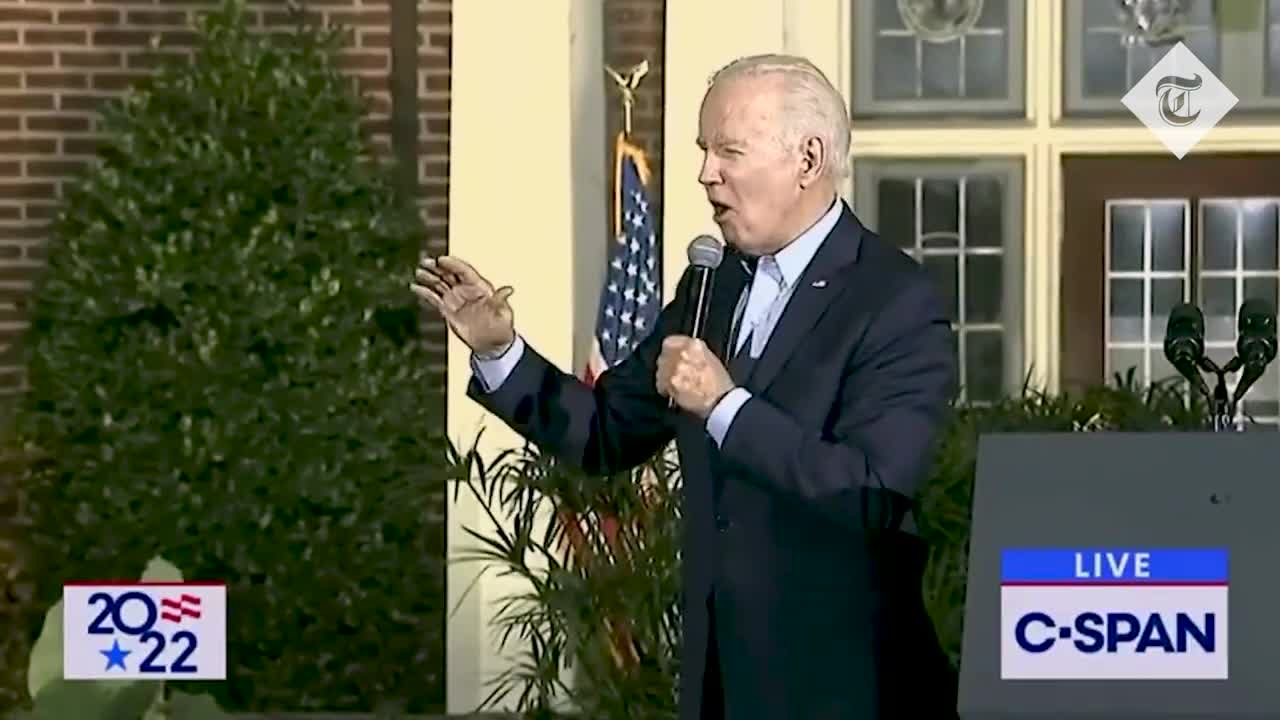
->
812 280 827 288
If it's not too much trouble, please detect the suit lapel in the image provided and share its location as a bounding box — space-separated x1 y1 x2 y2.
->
749 205 867 391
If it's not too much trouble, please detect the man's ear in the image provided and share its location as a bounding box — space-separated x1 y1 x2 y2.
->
798 135 826 188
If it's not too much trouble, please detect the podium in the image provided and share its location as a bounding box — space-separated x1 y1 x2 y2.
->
957 432 1280 719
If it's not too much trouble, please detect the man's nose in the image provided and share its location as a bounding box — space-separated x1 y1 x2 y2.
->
698 154 720 186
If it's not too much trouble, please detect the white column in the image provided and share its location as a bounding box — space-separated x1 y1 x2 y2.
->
446 0 605 712
661 0 787 297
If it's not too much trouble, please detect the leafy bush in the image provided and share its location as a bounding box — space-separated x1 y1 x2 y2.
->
454 371 1208 716
12 1 445 712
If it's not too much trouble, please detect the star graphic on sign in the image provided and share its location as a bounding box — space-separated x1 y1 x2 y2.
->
101 639 130 671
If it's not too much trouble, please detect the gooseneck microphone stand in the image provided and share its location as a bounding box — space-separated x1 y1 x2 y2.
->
1195 355 1242 433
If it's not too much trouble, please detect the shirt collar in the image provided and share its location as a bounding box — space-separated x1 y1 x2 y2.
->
742 196 841 288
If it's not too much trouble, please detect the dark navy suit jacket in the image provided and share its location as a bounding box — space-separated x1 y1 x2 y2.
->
467 203 958 718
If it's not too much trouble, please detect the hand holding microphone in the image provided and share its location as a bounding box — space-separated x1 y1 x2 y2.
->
657 235 736 416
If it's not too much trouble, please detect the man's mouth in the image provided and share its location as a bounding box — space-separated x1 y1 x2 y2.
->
710 201 730 219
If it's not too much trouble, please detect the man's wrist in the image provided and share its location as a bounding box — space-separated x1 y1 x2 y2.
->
474 334 516 361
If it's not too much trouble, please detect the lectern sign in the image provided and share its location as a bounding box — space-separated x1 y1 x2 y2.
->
1000 548 1228 680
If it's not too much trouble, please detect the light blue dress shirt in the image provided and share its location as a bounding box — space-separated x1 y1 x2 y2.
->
703 197 842 446
471 197 844 448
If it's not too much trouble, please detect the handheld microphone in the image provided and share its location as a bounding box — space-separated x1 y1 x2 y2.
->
684 235 724 339
1231 298 1277 405
1164 302 1210 399
670 235 723 408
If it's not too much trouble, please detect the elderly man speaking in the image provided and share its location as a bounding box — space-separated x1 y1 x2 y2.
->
413 54 958 719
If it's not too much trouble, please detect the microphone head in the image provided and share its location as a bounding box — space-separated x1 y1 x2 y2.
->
1164 302 1205 367
1237 297 1277 367
687 234 724 269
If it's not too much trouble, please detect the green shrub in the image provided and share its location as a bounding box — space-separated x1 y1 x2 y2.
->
13 0 445 712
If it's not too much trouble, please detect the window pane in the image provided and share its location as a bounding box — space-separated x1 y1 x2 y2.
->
965 254 1003 323
923 255 959 322
1064 0 1225 114
1240 363 1280 422
854 159 1023 403
1242 200 1279 270
1109 278 1144 342
921 39 962 98
1201 278 1236 343
1150 203 1186 272
1244 277 1279 312
964 329 1004 402
1109 205 1145 272
965 177 1004 248
873 35 918 100
853 0 1023 116
922 179 959 238
1150 278 1185 341
1201 203 1238 270
878 179 916 250
1109 347 1146 384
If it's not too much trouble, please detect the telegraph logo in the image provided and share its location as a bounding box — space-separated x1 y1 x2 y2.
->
1000 548 1227 680
63 582 226 680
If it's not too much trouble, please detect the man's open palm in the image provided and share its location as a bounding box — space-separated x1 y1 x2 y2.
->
411 255 515 355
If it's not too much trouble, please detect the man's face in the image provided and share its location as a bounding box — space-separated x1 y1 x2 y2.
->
697 75 804 256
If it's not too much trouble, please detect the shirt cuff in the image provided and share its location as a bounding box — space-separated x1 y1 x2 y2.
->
705 387 751 447
470 335 525 393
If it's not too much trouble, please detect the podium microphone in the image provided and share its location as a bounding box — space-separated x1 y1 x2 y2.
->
669 235 724 408
1164 302 1210 399
1231 298 1277 406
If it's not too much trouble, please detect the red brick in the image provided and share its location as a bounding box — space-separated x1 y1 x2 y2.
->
0 183 56 202
27 116 91 133
0 139 56 155
23 30 88 46
61 51 123 68
27 160 88 178
27 73 89 90
58 9 121 24
125 10 190 26
0 50 53 67
0 8 52 24
1 94 54 111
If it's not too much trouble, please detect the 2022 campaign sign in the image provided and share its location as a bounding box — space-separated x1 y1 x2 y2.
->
63 582 226 680
1000 548 1228 680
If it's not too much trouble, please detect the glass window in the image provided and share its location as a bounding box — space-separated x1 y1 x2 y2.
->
853 158 1024 403
851 0 1025 117
1104 196 1280 425
1064 0 1280 115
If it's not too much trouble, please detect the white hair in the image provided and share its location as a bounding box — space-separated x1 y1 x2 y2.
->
708 54 851 180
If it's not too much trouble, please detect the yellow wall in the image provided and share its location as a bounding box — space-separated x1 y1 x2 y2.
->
446 0 604 712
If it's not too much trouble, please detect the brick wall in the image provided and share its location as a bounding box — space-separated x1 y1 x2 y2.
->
0 0 453 394
604 0 665 235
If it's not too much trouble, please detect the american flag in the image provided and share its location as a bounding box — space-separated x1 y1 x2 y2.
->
584 134 662 385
